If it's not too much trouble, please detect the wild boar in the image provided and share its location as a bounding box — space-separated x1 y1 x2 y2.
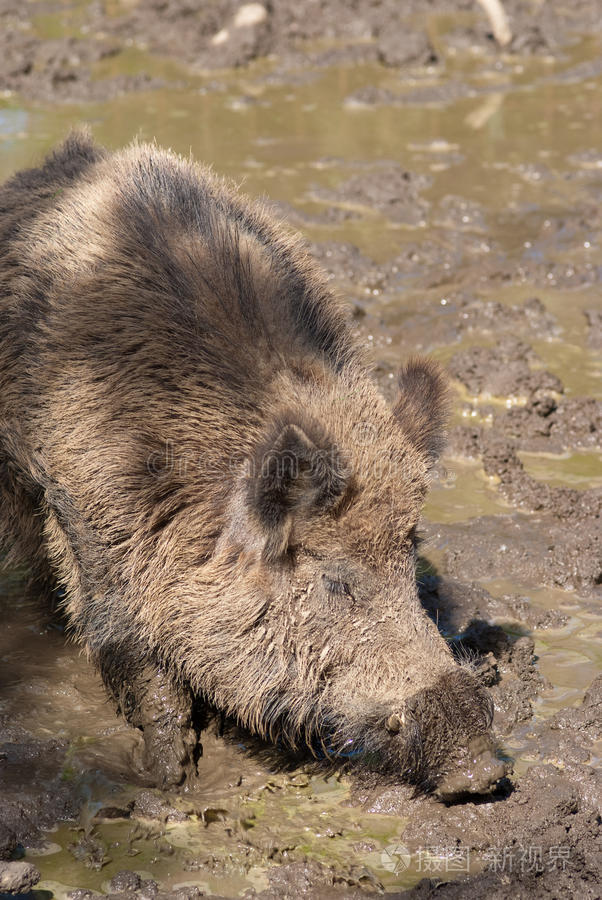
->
0 132 504 797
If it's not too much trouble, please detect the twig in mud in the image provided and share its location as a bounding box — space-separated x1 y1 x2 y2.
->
475 0 512 46
465 92 504 129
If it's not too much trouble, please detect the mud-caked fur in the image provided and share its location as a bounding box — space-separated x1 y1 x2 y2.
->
0 132 498 794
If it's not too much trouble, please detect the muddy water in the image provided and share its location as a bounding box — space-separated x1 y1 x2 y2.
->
0 11 601 898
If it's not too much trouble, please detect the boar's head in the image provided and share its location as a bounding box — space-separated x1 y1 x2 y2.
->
161 358 503 799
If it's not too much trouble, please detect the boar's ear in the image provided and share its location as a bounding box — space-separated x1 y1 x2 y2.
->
248 416 349 560
393 358 449 466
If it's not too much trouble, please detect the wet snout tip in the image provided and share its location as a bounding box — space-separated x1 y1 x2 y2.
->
435 741 508 802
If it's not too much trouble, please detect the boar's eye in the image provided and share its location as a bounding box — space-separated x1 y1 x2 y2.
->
322 575 352 599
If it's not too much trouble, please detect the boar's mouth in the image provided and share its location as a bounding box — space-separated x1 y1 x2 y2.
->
275 718 366 762
308 732 364 761
262 669 505 800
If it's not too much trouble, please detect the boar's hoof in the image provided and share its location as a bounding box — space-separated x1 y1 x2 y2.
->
139 714 201 791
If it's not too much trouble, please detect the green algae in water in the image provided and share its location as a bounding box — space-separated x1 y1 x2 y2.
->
424 458 513 524
31 776 422 895
518 450 602 490
31 0 92 41
480 579 602 721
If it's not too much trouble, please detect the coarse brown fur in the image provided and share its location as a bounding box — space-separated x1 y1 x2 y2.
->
0 131 501 795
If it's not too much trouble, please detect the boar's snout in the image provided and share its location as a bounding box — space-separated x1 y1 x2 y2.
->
384 669 506 800
434 734 508 802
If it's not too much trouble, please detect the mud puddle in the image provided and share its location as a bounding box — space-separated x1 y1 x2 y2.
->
1 2 601 897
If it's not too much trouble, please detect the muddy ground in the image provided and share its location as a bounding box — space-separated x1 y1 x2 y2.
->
1 0 602 102
0 0 601 898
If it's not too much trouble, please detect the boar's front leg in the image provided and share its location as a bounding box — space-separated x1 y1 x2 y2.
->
99 650 202 789
130 666 203 790
39 503 203 787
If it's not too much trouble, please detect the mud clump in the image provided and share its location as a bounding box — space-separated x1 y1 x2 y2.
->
479 436 601 518
531 674 602 772
448 338 563 400
447 390 602 457
449 296 559 341
486 395 602 453
0 731 79 846
0 27 171 102
310 165 432 226
425 508 601 598
254 859 381 898
376 30 437 68
130 791 190 824
0 860 41 894
70 880 206 900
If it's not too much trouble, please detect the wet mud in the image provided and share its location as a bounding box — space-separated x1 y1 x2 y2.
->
2 0 602 103
1 0 601 898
